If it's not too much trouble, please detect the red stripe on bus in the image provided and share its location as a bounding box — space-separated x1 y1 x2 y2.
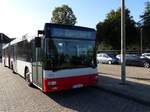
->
42 74 97 93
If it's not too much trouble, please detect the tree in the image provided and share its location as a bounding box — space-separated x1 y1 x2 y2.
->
141 1 150 24
140 1 150 49
51 5 77 25
96 8 138 50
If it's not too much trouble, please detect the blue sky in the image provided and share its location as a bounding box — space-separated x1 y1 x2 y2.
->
0 0 148 38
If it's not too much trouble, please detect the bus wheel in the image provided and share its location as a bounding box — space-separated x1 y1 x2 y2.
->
25 68 32 87
11 63 13 70
4 60 6 67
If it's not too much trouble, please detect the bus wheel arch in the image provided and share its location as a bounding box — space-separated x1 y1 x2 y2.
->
10 61 13 70
4 59 6 67
24 67 32 86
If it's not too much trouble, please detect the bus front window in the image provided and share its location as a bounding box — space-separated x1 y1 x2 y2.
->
46 38 96 70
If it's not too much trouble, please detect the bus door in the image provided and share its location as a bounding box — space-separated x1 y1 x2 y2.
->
32 47 43 89
12 46 17 72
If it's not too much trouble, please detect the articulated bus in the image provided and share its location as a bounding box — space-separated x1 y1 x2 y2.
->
2 43 10 67
2 23 98 92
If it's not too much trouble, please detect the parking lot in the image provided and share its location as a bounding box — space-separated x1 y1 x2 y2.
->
98 64 150 81
0 64 150 112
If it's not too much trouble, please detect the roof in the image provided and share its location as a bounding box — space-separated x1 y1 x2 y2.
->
44 23 95 32
0 33 11 43
10 34 35 45
44 23 96 40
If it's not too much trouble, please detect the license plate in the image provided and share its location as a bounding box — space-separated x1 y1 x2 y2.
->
72 84 83 89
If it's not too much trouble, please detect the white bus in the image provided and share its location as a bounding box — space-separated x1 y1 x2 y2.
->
2 43 11 67
2 23 98 92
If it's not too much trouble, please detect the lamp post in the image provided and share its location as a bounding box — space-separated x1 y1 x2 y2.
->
121 0 126 84
140 28 143 54
1 33 3 59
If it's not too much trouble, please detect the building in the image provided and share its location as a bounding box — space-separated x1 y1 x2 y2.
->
0 33 12 58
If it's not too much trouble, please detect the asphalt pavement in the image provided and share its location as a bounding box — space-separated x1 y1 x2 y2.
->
96 64 150 106
97 73 150 106
0 64 150 112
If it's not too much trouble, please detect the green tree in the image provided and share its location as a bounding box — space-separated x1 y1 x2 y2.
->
140 1 150 49
96 8 138 50
51 5 77 25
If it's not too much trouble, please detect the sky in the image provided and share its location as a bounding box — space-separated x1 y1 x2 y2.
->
0 0 149 38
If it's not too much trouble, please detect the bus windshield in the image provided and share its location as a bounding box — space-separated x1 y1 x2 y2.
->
45 38 96 70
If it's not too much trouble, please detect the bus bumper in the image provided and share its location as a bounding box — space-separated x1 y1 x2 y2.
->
42 74 98 93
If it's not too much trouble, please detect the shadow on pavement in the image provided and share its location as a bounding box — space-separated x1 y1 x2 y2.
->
97 75 150 106
127 77 150 81
45 88 111 112
44 75 150 111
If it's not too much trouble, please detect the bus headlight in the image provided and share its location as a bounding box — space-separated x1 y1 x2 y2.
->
95 75 98 79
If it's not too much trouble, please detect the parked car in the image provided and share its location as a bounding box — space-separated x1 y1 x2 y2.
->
97 53 118 64
117 54 150 68
140 53 150 59
116 54 140 61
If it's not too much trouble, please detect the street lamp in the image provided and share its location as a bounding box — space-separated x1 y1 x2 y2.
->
138 16 150 54
140 28 143 54
121 0 126 84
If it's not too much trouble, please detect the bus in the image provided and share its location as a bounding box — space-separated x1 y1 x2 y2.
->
2 43 11 67
2 23 98 92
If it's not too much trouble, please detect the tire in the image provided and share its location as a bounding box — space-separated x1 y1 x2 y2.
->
11 63 13 70
4 60 6 67
97 60 99 64
12 64 17 74
108 60 112 64
25 68 32 87
143 62 150 68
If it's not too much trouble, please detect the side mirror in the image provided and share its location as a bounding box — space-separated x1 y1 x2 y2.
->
35 37 41 48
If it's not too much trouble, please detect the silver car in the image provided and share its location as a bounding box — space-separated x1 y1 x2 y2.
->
97 53 118 64
141 53 150 59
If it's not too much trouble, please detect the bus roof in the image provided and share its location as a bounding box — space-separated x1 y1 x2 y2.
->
10 34 35 45
44 23 96 40
3 23 96 47
44 23 95 32
2 43 10 49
